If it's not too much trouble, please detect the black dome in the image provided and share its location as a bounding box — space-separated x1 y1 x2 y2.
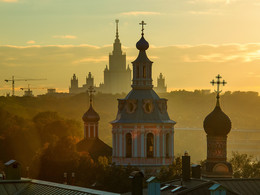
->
136 36 149 51
82 104 100 123
203 104 231 136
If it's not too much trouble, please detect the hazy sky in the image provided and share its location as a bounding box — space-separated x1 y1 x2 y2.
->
1 0 260 95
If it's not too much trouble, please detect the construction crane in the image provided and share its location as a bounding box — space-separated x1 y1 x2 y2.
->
20 84 46 97
4 76 46 96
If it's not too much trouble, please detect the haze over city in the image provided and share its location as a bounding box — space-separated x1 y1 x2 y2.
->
2 0 260 95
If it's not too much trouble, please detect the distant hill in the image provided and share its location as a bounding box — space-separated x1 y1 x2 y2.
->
1 90 260 146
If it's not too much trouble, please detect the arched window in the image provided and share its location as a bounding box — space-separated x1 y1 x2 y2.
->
143 66 146 78
136 65 139 78
90 126 94 138
166 133 170 158
147 133 154 158
126 133 132 158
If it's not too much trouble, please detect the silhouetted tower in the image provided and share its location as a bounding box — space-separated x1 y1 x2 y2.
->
111 21 176 171
202 74 232 178
86 72 94 88
102 19 131 94
154 73 167 93
82 86 100 139
69 74 79 93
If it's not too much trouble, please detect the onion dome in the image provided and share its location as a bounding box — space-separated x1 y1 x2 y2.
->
136 36 149 51
82 104 100 123
203 98 231 136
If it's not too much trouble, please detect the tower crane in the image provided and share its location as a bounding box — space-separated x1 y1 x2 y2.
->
4 76 46 96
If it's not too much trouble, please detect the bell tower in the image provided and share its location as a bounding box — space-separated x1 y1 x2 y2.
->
111 21 176 172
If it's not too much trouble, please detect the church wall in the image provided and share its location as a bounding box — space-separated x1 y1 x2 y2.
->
112 123 174 167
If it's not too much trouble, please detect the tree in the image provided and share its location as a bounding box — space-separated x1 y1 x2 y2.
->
158 156 182 182
33 111 82 145
230 151 260 178
31 136 81 182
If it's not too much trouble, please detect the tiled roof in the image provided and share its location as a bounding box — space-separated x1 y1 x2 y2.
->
0 179 120 195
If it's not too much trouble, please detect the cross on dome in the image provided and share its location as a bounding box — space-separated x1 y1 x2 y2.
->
139 20 147 36
87 86 96 105
210 74 227 99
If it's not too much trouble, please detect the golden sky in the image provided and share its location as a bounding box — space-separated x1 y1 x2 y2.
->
1 0 260 95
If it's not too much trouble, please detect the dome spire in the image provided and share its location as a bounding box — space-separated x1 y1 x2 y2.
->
82 85 100 123
87 85 95 106
139 20 146 37
210 74 227 107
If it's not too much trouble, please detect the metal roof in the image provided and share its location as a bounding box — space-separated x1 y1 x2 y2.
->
4 160 18 166
111 89 176 124
160 178 260 195
0 179 120 195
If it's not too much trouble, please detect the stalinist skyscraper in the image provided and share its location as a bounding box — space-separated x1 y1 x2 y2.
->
99 19 131 94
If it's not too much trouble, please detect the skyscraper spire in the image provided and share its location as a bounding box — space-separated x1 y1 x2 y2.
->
115 19 119 39
112 19 122 55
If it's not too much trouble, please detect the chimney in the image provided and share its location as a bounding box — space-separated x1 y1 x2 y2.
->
64 172 67 184
182 151 190 181
146 176 160 195
4 160 21 180
129 171 144 195
26 166 29 178
191 164 201 179
71 172 75 185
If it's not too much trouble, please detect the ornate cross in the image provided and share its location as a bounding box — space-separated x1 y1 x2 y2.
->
87 86 96 105
210 74 227 95
139 20 146 36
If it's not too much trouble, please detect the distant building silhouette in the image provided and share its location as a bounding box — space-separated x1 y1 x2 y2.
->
69 19 131 94
111 21 175 171
154 73 167 93
69 72 95 94
202 74 233 178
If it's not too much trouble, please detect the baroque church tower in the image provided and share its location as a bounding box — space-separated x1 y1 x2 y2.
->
202 75 233 178
102 19 131 94
111 21 176 170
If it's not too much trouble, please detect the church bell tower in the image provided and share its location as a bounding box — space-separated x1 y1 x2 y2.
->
111 21 176 171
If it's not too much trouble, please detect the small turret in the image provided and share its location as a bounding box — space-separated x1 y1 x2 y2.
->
82 86 100 139
202 74 232 178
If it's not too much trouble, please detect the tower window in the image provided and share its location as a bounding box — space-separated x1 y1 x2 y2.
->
126 133 132 158
136 65 139 78
166 133 170 158
147 133 154 158
143 66 146 78
90 126 94 138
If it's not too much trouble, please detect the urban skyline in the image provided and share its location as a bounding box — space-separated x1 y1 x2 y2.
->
2 0 260 95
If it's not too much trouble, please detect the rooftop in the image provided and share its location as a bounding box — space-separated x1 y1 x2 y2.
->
0 178 120 195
